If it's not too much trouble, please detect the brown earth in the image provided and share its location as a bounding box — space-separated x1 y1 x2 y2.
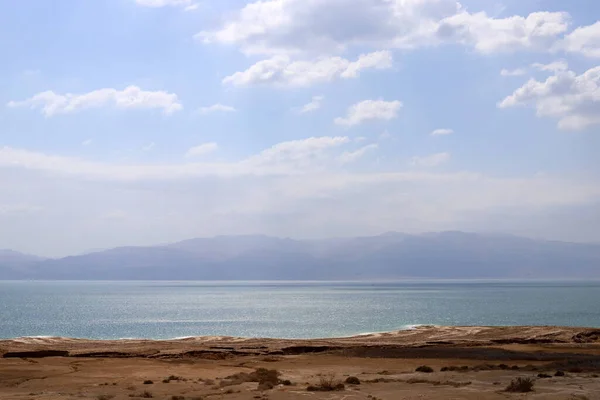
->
1 326 600 399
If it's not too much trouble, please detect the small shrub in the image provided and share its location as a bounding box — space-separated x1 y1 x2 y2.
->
143 380 153 385
345 376 361 385
415 366 434 373
221 368 280 387
505 377 535 393
511 365 520 370
257 381 274 391
171 396 185 400
130 391 154 398
203 379 215 385
568 367 584 373
252 368 280 385
498 364 509 370
96 395 115 400
307 375 345 391
537 373 552 379
281 379 292 386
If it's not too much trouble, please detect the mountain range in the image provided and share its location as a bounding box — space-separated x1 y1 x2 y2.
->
1 232 599 280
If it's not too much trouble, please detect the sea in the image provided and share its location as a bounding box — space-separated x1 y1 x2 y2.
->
1 280 599 340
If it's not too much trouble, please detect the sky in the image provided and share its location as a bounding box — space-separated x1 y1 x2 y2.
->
1 0 600 257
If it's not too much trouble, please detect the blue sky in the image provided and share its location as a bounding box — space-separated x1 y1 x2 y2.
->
1 0 599 257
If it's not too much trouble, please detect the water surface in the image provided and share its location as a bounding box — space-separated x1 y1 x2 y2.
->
1 280 599 339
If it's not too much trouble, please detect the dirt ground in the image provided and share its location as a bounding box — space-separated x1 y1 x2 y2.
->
1 326 600 400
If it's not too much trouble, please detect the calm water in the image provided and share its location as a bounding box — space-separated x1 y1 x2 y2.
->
1 281 599 340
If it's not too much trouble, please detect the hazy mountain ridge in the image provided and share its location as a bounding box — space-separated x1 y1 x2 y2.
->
2 232 599 280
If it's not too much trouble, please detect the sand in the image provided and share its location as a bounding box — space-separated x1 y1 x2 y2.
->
1 326 599 399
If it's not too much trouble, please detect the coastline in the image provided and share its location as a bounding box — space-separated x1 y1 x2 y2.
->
2 326 599 400
2 325 599 358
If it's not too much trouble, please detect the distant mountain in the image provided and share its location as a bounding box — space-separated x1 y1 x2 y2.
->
0 250 46 279
2 232 600 280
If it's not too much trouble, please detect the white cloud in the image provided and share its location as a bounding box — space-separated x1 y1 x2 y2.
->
498 65 600 130
0 137 351 181
82 139 92 146
222 51 392 87
185 143 219 158
198 0 569 56
531 59 569 73
338 144 378 164
135 0 192 7
298 96 324 114
143 142 156 151
411 152 451 167
8 86 182 116
0 204 43 215
501 68 527 77
184 3 199 12
437 11 569 53
431 128 454 136
198 103 237 114
243 136 351 171
558 21 600 58
335 100 402 127
379 130 392 140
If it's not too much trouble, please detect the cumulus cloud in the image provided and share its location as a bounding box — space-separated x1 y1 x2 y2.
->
198 103 236 114
298 96 324 113
198 0 570 56
135 0 192 7
558 21 600 58
8 86 182 116
338 144 378 164
185 143 219 158
223 51 392 87
431 128 454 136
498 65 600 130
335 100 402 127
437 11 569 53
411 152 451 167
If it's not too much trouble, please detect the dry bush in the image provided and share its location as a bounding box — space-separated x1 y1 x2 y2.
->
415 366 434 373
345 376 361 385
505 377 535 393
221 368 281 388
307 375 345 392
406 378 471 387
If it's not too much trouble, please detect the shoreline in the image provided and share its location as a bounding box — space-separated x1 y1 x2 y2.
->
2 326 599 359
3 325 600 399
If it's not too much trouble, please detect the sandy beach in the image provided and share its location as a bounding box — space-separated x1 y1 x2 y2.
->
1 326 600 399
